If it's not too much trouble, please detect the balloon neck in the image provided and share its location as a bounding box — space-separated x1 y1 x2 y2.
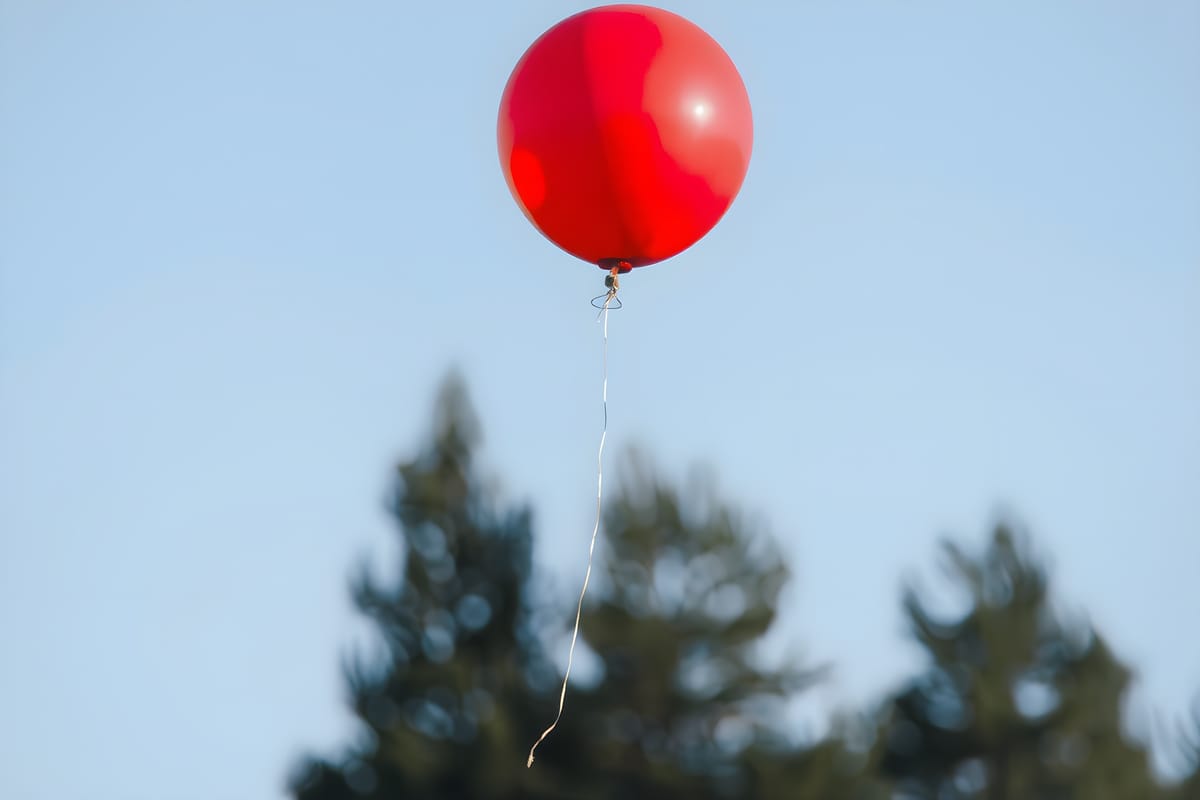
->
598 258 633 274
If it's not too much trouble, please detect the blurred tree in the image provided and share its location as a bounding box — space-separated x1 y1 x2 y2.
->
289 373 564 799
539 455 878 798
288 376 867 799
872 525 1168 800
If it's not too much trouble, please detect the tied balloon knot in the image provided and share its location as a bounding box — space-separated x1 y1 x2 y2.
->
591 265 624 311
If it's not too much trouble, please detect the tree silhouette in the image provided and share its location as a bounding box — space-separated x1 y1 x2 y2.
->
872 525 1168 800
535 455 871 798
287 375 1196 799
288 377 861 799
289 374 562 799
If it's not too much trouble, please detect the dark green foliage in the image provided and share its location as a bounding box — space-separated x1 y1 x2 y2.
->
289 374 559 799
541 455 871 798
288 378 843 799
872 526 1168 800
288 375 1198 799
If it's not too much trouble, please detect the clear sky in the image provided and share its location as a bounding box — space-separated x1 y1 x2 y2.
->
1 1 1197 798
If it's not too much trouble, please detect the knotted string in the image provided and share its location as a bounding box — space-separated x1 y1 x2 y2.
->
527 282 618 768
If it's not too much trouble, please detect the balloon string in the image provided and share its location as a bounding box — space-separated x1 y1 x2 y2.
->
527 289 615 768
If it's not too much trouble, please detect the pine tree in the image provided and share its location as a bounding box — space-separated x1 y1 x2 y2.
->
288 378 866 799
529 455 871 799
289 374 563 800
872 525 1167 800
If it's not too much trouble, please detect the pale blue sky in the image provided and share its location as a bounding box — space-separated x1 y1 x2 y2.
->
2 1 1198 798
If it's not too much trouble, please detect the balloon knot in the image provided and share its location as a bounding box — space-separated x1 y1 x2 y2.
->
591 265 624 310
605 267 619 291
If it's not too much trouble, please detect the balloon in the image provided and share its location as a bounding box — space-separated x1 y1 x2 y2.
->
498 4 753 271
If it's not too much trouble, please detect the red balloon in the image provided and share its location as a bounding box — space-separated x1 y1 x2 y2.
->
498 4 753 271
